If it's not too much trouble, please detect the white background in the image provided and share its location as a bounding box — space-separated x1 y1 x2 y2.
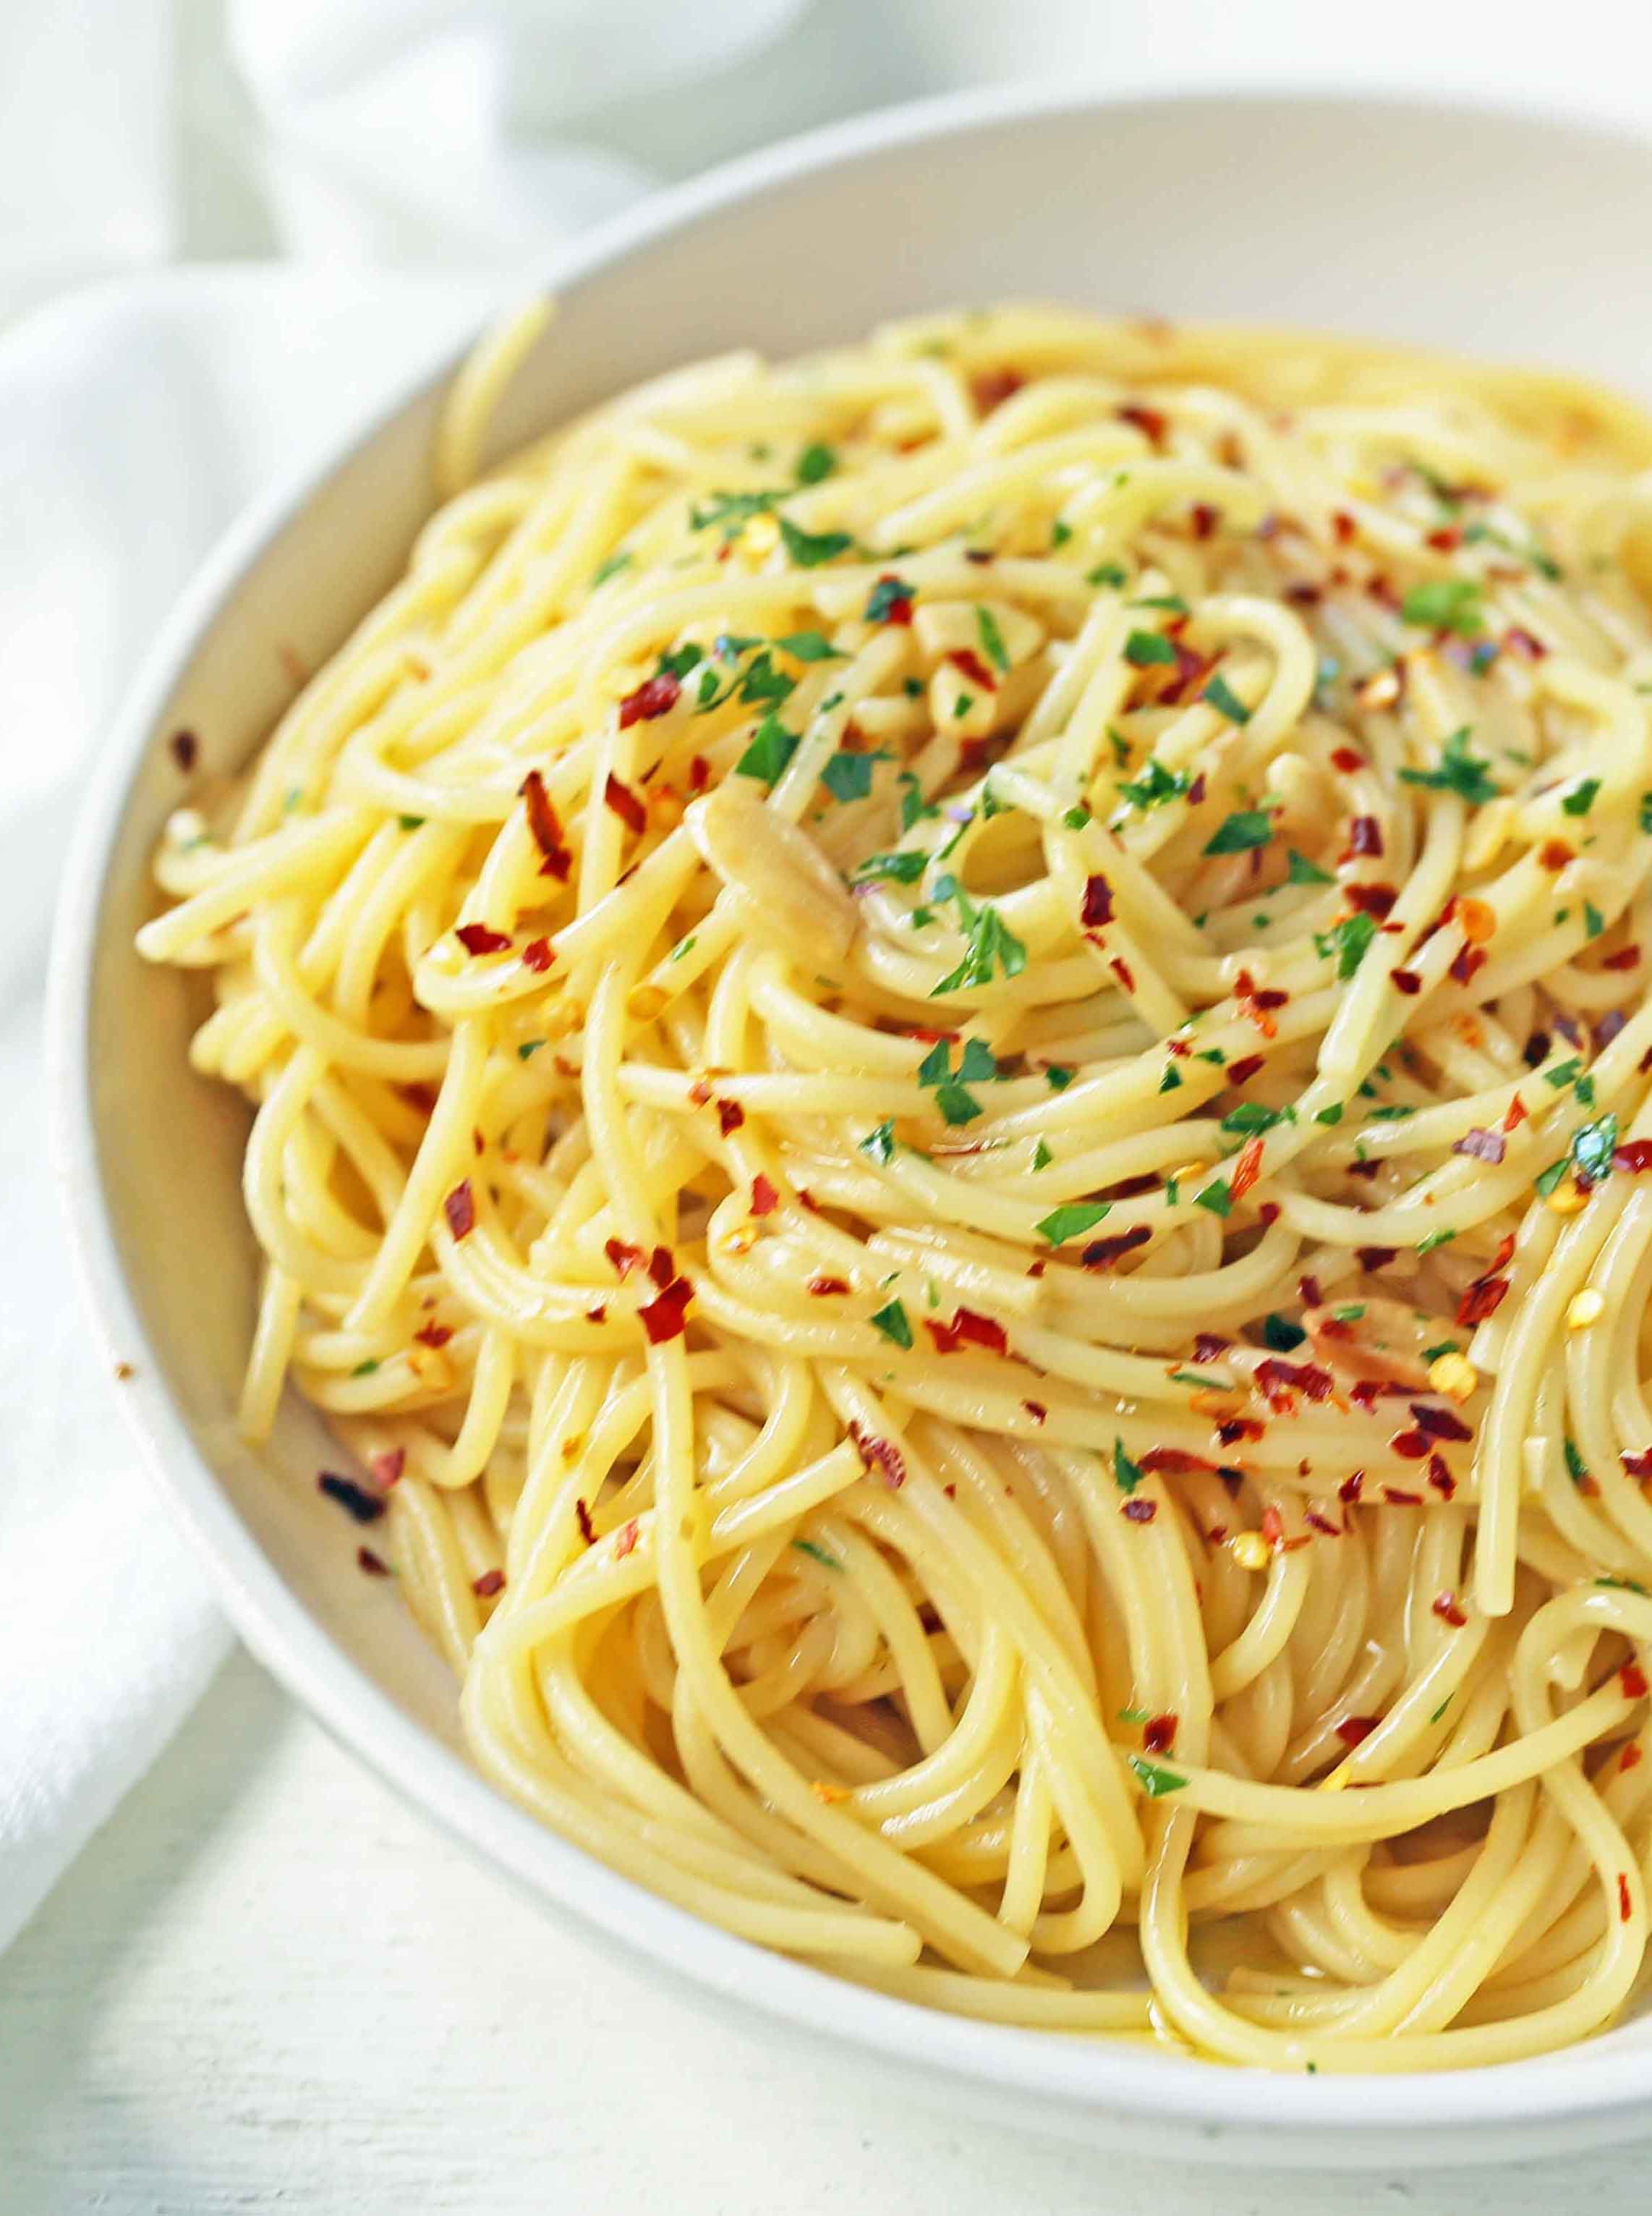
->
14 2 1652 2209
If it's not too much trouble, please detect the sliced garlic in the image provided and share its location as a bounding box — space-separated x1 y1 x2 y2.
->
685 784 859 963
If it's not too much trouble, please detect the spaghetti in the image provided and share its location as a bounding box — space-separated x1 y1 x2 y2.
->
139 306 1652 2069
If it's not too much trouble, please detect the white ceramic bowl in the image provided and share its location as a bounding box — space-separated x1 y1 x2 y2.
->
52 85 1652 2165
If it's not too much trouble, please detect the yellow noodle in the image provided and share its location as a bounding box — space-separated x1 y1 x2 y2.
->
140 304 1652 2069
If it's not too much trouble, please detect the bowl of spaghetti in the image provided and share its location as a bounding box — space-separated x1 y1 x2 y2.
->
54 85 1652 2163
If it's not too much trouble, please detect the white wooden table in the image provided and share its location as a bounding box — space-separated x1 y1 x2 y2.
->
4 1646 1651 2214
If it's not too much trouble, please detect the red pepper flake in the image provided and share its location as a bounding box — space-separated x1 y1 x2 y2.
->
584 1304 607 1323
1346 815 1384 857
1117 401 1169 446
808 1274 849 1296
357 1545 390 1576
1345 881 1398 920
1449 944 1488 988
456 922 511 956
638 1276 694 1343
1257 1357 1334 1404
614 1518 641 1558
605 1236 644 1277
1230 1137 1265 1204
1389 1430 1429 1459
750 1174 779 1216
1504 627 1547 661
1331 510 1357 545
1619 1872 1634 1923
1410 1404 1473 1443
370 1448 404 1490
1331 747 1367 773
1122 1498 1158 1522
1392 968 1422 995
1144 1712 1178 1752
169 728 199 771
1624 1744 1645 1772
1604 944 1642 972
1081 875 1115 927
1432 1590 1468 1628
1258 1200 1281 1226
1426 1453 1456 1497
1190 503 1218 540
1354 1246 1397 1272
647 1245 675 1289
603 772 647 833
443 1182 476 1241
399 1082 438 1116
1338 1470 1366 1503
948 647 997 692
716 1098 745 1137
1226 1053 1265 1087
1081 1226 1151 1270
618 671 681 728
575 1498 597 1545
1140 1448 1213 1474
1283 582 1322 608
1022 1398 1047 1425
1347 1160 1380 1181
849 1425 907 1489
970 368 1024 414
688 754 712 794
1490 1234 1515 1272
1538 839 1574 873
413 1321 453 1349
927 1306 1009 1357
521 769 573 879
1109 954 1136 993
1452 1125 1506 1166
1217 1417 1265 1446
1456 1275 1508 1328
513 938 550 977
472 1568 506 1598
1298 1274 1324 1308
318 1472 386 1524
1382 1485 1423 1505
1622 1663 1649 1699
1504 1094 1529 1132
1336 1714 1379 1746
1193 1332 1231 1362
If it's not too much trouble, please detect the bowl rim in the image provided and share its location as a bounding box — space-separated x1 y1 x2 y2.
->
48 75 1652 2143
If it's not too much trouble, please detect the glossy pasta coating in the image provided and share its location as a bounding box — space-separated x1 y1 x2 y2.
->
140 307 1652 2068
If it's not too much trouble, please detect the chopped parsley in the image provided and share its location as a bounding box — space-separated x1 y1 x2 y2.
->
1400 578 1484 637
1262 1314 1307 1351
734 715 799 784
792 1537 842 1570
795 443 836 485
775 629 843 661
1044 1066 1074 1092
869 1299 912 1348
1397 726 1497 805
1562 778 1601 818
1201 673 1251 724
866 574 916 622
854 849 927 886
1221 1103 1283 1135
932 904 1028 995
918 1036 999 1125
1194 1179 1233 1218
859 1122 895 1166
821 748 893 802
976 606 1010 674
1035 1201 1112 1247
1124 629 1178 668
1087 561 1128 588
1114 1438 1146 1493
1117 760 1191 812
590 550 631 586
1128 1754 1188 1796
1204 809 1274 856
779 515 852 567
1287 849 1333 886
1316 909 1378 980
